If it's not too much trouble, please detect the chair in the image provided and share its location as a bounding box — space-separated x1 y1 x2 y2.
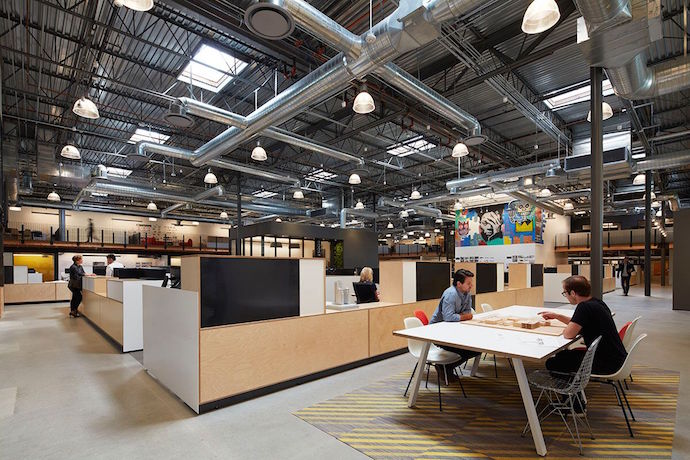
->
523 337 602 455
476 303 512 377
479 303 493 313
402 317 467 411
591 333 647 437
619 316 642 386
414 310 429 325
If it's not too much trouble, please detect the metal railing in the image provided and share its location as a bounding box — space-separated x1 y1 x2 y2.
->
555 228 674 249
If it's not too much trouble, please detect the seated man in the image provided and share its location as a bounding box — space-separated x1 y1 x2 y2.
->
540 275 627 376
430 269 481 369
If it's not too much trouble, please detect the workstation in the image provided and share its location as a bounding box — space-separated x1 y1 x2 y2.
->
0 0 687 458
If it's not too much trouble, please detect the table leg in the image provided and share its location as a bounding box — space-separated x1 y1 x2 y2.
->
470 356 481 376
512 358 547 457
408 341 430 407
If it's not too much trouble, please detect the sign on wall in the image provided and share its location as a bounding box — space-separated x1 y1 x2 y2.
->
455 200 545 247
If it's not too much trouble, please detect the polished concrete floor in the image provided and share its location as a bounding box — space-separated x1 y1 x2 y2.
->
0 284 688 459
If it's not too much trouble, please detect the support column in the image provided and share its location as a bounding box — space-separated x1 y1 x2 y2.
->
661 201 666 287
236 173 242 255
590 67 604 299
58 209 66 241
644 170 652 296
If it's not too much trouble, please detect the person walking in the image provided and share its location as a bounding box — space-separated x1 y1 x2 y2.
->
619 256 635 296
87 218 95 243
68 255 86 317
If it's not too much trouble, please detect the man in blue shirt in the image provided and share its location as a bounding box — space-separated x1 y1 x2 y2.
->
430 269 481 364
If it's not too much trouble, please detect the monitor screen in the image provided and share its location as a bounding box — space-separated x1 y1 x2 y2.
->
352 282 377 304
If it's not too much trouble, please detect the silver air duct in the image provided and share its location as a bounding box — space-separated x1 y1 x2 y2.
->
161 185 224 217
340 207 379 228
377 196 445 219
446 159 560 190
635 150 690 173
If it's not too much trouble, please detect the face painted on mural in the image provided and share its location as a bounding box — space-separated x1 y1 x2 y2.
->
455 200 544 247
479 211 503 242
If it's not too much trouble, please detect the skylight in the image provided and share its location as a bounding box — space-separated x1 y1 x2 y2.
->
106 167 133 179
253 190 277 199
128 128 170 145
388 135 436 157
544 80 615 110
305 169 337 183
177 44 249 93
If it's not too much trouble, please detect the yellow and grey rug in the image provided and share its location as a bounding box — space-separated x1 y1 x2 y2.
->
295 365 678 459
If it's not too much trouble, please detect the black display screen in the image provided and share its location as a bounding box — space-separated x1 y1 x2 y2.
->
200 258 300 328
531 264 544 287
475 263 498 294
416 262 450 301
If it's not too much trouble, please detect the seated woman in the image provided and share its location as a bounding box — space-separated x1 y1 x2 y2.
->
353 266 380 303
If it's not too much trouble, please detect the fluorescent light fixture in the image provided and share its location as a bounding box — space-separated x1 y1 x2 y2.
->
544 80 614 110
251 141 267 161
177 44 248 93
204 168 218 184
522 0 560 34
355 200 365 210
305 168 337 183
452 142 469 158
353 85 375 114
387 221 394 229
220 211 229 219
539 188 552 197
149 217 157 222
293 190 304 199
388 135 436 157
587 102 614 122
105 167 132 179
72 97 99 119
632 173 645 185
113 0 154 11
400 209 409 218
60 144 81 160
9 205 21 211
574 210 586 215
147 201 158 211
47 191 61 202
563 202 574 211
410 189 421 200
128 128 170 145
348 173 361 185
253 190 277 199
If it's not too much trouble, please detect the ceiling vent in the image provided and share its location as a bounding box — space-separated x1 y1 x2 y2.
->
244 0 295 40
163 101 194 128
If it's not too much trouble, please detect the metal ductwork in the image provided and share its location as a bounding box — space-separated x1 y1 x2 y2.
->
340 207 379 228
446 159 560 190
377 196 446 220
576 0 690 99
509 191 564 215
135 142 300 186
635 150 690 172
161 185 224 217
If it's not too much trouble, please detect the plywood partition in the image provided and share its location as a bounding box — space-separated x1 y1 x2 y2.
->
475 286 543 310
4 283 55 303
378 260 404 303
368 299 438 356
0 286 4 318
557 264 574 274
180 255 201 293
454 262 477 294
508 263 529 289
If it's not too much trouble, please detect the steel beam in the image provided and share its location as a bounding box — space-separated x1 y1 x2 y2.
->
590 67 604 299
644 171 652 296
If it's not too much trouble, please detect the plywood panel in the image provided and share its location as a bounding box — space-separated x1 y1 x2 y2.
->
475 289 517 311
54 282 70 301
368 299 438 356
99 297 123 345
603 277 616 293
82 290 102 324
200 310 369 403
4 283 55 303
181 255 200 293
557 264 573 274
0 286 4 318
378 260 404 303
508 264 529 289
519 286 544 307
455 262 477 294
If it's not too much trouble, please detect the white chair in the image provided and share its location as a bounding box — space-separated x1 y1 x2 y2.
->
480 303 493 313
591 333 647 437
402 316 467 411
622 316 642 351
477 303 512 377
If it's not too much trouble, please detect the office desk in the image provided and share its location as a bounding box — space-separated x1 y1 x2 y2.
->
394 305 576 457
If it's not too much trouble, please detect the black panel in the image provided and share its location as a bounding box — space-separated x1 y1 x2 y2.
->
353 282 377 304
114 267 168 279
416 262 450 301
544 267 557 274
531 264 544 287
572 265 578 275
475 263 498 294
200 258 299 327
504 271 509 285
4 266 13 284
93 266 106 276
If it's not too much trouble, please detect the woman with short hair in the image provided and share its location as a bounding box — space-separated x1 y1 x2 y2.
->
68 255 86 318
356 266 380 302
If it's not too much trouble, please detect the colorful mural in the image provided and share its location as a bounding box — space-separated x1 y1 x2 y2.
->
455 200 545 247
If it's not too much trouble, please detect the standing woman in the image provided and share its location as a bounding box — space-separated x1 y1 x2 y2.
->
68 255 86 317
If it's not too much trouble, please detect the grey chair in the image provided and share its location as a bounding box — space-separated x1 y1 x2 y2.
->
523 336 602 455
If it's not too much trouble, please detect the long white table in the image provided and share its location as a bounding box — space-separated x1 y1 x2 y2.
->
394 305 576 457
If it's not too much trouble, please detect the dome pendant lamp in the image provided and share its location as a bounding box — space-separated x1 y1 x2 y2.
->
251 140 267 161
522 0 561 34
452 142 469 158
353 84 375 114
72 97 100 119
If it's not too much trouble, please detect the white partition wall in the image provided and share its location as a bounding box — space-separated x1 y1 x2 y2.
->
299 259 326 316
325 275 360 303
143 286 199 413
544 273 571 302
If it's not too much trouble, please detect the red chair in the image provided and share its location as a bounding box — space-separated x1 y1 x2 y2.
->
414 310 429 325
618 321 632 341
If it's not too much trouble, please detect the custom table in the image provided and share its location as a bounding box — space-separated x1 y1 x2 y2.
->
394 305 576 457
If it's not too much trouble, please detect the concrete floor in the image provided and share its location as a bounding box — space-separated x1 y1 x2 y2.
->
0 284 688 459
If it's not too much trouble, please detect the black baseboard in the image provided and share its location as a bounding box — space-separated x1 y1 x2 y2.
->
6 299 71 305
198 348 408 414
80 313 125 353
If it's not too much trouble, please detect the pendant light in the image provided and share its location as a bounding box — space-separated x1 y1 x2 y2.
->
60 144 81 160
410 189 421 200
113 0 154 11
353 84 375 114
348 173 361 185
9 205 21 212
453 201 462 211
251 140 267 161
220 211 229 219
275 217 282 222
563 202 574 211
521 0 561 34
521 176 534 187
293 189 304 199
452 142 469 158
656 209 662 217
434 228 440 233
400 209 409 218
539 188 552 197
424 232 430 238
149 217 158 222
435 217 443 224
632 173 645 185
47 191 61 202
72 97 100 119
147 201 158 211
204 168 218 184
355 200 365 210
587 102 614 122
387 221 394 229
320 222 326 227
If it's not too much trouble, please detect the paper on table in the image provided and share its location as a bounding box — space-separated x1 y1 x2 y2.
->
520 335 563 347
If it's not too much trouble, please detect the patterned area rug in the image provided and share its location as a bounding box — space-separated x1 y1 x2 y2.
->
295 364 678 459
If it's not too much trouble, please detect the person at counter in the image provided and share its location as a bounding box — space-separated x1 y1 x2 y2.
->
68 255 88 318
105 254 124 277
353 267 379 303
539 275 627 376
430 269 481 365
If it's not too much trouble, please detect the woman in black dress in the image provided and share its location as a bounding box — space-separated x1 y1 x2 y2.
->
68 255 86 317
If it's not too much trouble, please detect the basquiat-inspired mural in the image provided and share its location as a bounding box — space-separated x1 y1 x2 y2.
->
455 200 545 247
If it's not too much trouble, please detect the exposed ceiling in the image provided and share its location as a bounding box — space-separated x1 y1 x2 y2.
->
1 0 689 232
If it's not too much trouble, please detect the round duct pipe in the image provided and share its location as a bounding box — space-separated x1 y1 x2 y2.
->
245 0 295 40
